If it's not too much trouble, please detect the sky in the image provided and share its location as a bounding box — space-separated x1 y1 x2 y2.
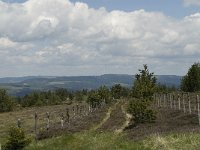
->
0 0 200 77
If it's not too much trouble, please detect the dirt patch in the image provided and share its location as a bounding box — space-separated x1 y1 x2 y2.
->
97 102 126 132
125 108 200 141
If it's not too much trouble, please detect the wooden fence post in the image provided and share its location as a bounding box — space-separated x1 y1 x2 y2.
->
188 93 191 114
163 94 166 108
46 112 50 131
195 95 198 112
157 94 159 107
66 108 70 124
72 106 75 117
166 93 168 108
167 93 170 108
182 93 186 113
159 94 162 108
76 104 79 115
89 104 91 113
61 113 64 129
173 94 176 110
178 94 181 110
170 93 173 109
17 118 21 128
35 112 38 142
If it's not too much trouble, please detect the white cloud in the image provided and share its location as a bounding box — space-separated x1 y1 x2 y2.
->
0 0 200 76
183 0 200 6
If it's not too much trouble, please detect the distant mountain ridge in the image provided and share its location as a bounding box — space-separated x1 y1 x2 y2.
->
0 74 182 96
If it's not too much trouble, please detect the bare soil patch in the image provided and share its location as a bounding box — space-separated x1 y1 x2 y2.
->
97 102 126 132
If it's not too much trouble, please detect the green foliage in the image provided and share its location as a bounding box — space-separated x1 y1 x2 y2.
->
0 89 15 112
111 84 123 99
129 64 157 124
74 91 84 102
181 62 200 92
25 131 145 150
128 99 156 124
156 83 177 93
98 86 111 104
132 64 156 100
87 91 101 107
19 89 76 107
143 133 200 150
25 131 200 150
55 88 74 101
20 91 62 107
3 127 31 150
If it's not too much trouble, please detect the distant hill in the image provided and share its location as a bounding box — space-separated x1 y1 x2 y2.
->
0 74 182 96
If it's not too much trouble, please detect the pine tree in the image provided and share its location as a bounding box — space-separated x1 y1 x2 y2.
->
181 62 200 92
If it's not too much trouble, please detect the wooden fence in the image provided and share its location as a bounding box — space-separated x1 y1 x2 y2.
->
10 101 106 142
154 92 200 125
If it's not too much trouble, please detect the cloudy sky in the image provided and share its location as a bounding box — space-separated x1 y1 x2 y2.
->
0 0 200 77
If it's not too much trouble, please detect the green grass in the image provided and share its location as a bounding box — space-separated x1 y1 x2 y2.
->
143 133 200 150
0 103 88 145
25 131 146 150
24 131 200 150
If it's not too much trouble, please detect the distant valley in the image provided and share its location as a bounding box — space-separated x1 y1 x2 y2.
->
0 74 182 96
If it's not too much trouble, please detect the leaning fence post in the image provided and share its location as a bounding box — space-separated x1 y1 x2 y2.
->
197 95 200 125
66 108 70 124
35 112 38 142
46 112 50 131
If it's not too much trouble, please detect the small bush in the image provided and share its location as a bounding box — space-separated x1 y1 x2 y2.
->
128 99 156 124
3 127 31 150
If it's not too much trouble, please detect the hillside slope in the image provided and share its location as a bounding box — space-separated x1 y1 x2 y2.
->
0 74 181 96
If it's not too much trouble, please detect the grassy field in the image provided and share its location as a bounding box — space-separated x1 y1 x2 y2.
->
24 131 200 150
2 99 200 150
144 133 200 150
0 102 92 144
25 131 145 150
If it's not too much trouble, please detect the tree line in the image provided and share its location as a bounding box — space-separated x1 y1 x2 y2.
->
0 84 131 112
1 62 198 114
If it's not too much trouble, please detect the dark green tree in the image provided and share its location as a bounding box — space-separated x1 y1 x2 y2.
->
74 91 84 102
98 86 111 104
181 62 200 92
3 127 31 150
128 64 157 124
0 89 15 112
87 91 101 108
132 64 156 100
111 84 122 99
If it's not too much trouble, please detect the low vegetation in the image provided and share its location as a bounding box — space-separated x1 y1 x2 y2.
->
24 131 200 150
2 63 200 149
128 64 157 124
3 127 31 150
181 62 200 92
25 131 144 150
